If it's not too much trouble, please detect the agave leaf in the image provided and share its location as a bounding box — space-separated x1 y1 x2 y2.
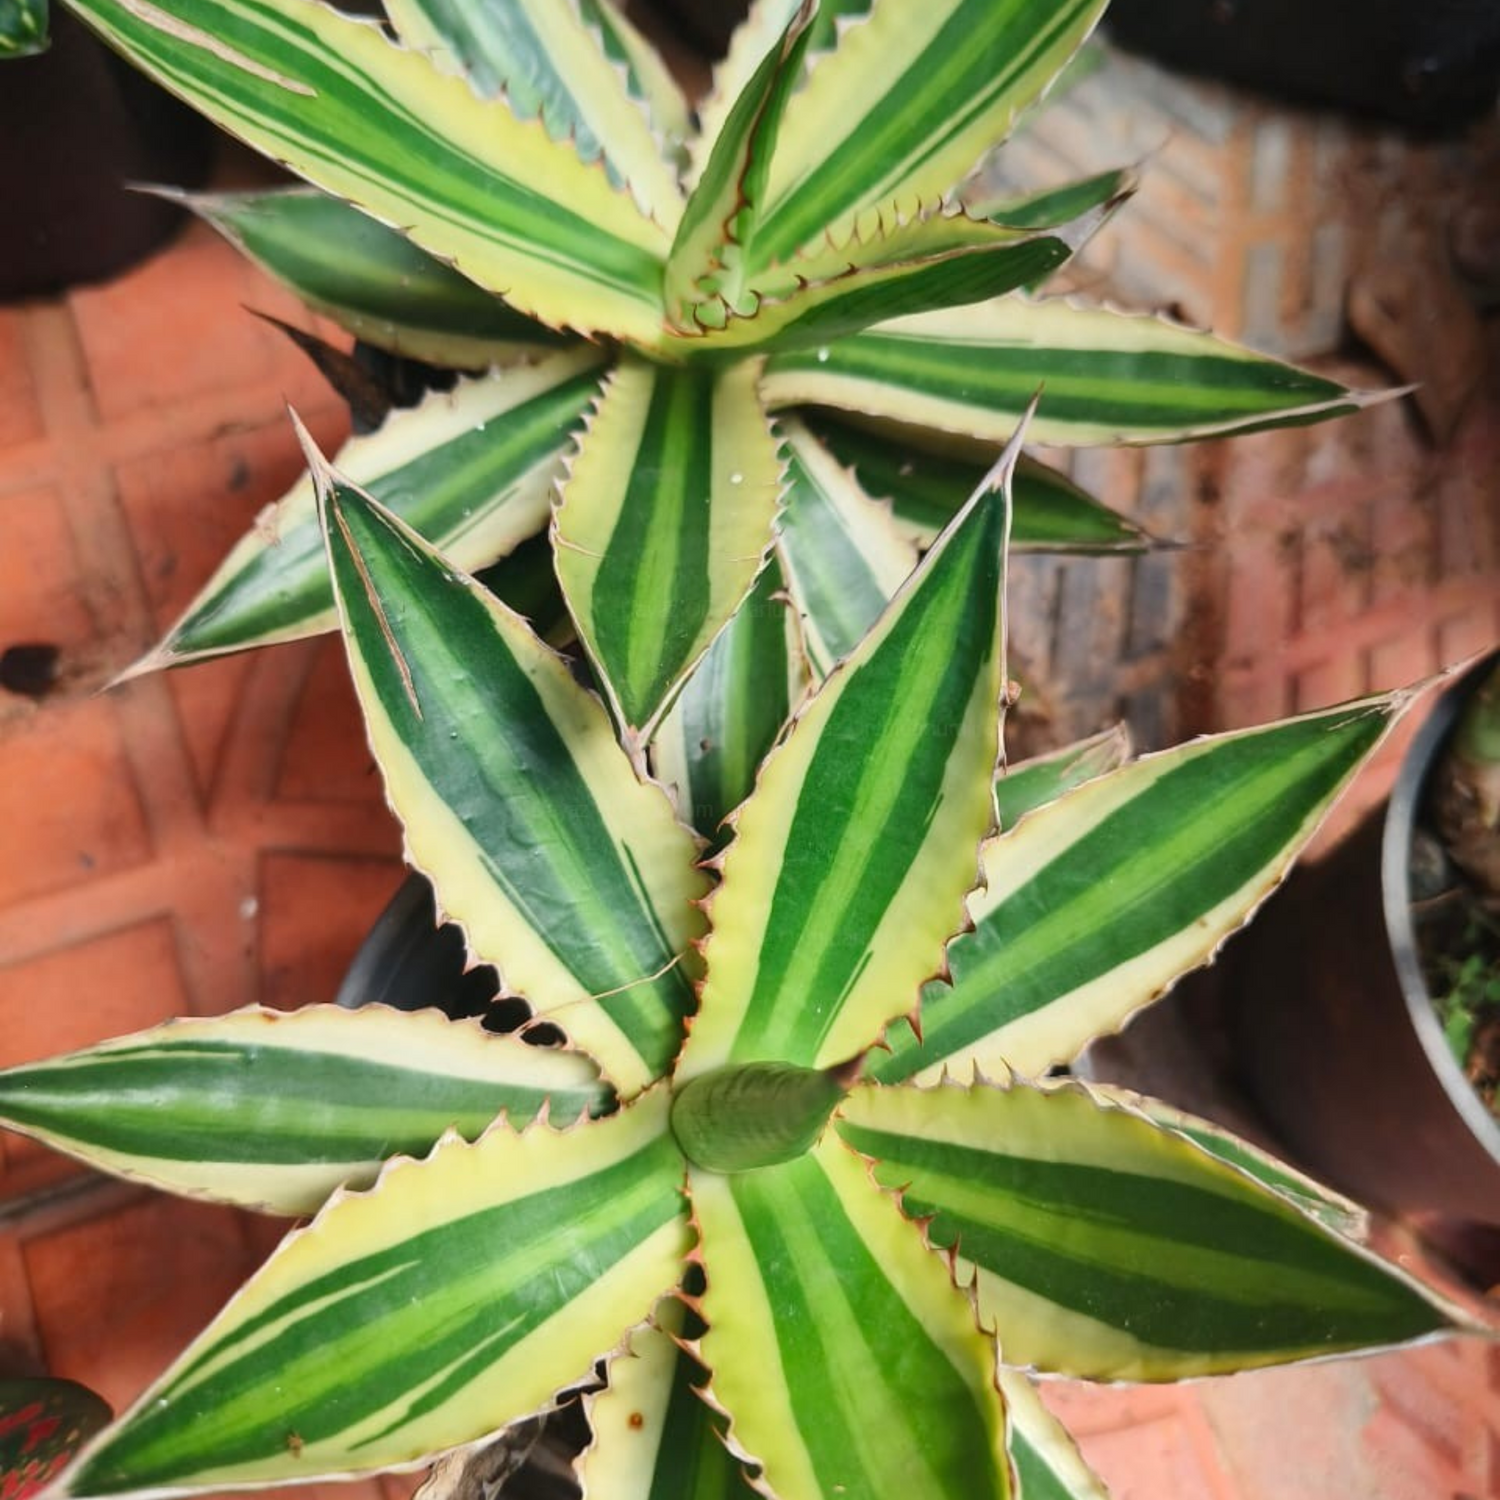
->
679 424 1020 1081
63 1092 689 1498
381 0 682 226
313 437 708 1097
0 1006 607 1215
1091 1086 1368 1240
0 0 46 55
992 725 1131 830
579 1299 751 1499
63 0 670 343
581 0 693 171
837 1077 1462 1380
650 556 807 844
774 415 919 679
752 0 1108 267
761 297 1377 445
691 1136 1010 1500
663 0 815 329
870 692 1409 1084
959 165 1135 229
553 355 783 743
804 411 1151 553
182 187 567 368
671 206 1102 353
0 1380 111 1500
999 1371 1109 1500
129 350 604 674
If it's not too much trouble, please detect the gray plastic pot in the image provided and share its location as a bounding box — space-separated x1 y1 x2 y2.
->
1231 653 1500 1231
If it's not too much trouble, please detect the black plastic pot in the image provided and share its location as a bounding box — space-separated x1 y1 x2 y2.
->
335 874 501 1019
1231 653 1500 1233
1106 0 1500 131
1 7 216 300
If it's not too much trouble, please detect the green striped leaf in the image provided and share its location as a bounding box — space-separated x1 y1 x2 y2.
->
128 350 604 673
805 411 1151 553
775 416 919 679
0 1006 606 1216
761 298 1375 445
581 0 693 172
65 1091 690 1496
579 1297 751 1500
0 0 46 55
870 693 1407 1084
664 0 815 329
752 0 1108 267
993 724 1131 829
381 0 682 226
184 187 566 368
691 1137 1010 1500
672 210 1096 353
650 556 806 844
314 439 708 1097
64 0 671 343
554 356 783 740
679 428 1018 1080
1095 1086 1368 1240
960 166 1135 229
999 1372 1108 1500
837 1078 1459 1380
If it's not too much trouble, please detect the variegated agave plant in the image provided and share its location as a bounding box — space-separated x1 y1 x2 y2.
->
0 428 1477 1500
55 0 1382 779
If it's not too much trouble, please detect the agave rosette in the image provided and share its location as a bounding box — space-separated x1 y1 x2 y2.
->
84 0 1380 765
0 430 1470 1500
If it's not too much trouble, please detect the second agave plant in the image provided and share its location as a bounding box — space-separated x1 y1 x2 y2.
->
78 0 1383 789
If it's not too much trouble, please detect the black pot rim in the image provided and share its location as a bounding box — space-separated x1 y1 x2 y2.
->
1382 648 1500 1169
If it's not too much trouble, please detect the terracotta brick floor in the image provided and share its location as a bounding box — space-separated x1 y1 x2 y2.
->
2 86 1500 1500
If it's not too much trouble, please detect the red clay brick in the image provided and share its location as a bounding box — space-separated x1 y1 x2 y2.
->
0 487 98 655
275 639 387 805
258 852 404 1013
0 698 152 907
0 313 43 451
25 1194 259 1414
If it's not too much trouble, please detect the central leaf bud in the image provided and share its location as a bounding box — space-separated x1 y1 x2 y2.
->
670 1061 848 1173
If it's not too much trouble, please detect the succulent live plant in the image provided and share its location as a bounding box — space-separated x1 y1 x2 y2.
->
0 433 1477 1500
0 0 1482 1496
49 0 1381 795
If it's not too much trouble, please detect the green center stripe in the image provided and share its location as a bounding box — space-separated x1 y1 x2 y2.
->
731 505 999 1063
872 709 1385 1080
839 1125 1440 1352
329 500 696 1056
596 370 716 723
729 1155 1004 1498
767 337 1346 425
76 1135 684 1493
0 1042 597 1162
777 447 896 671
756 0 1086 264
181 371 597 655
